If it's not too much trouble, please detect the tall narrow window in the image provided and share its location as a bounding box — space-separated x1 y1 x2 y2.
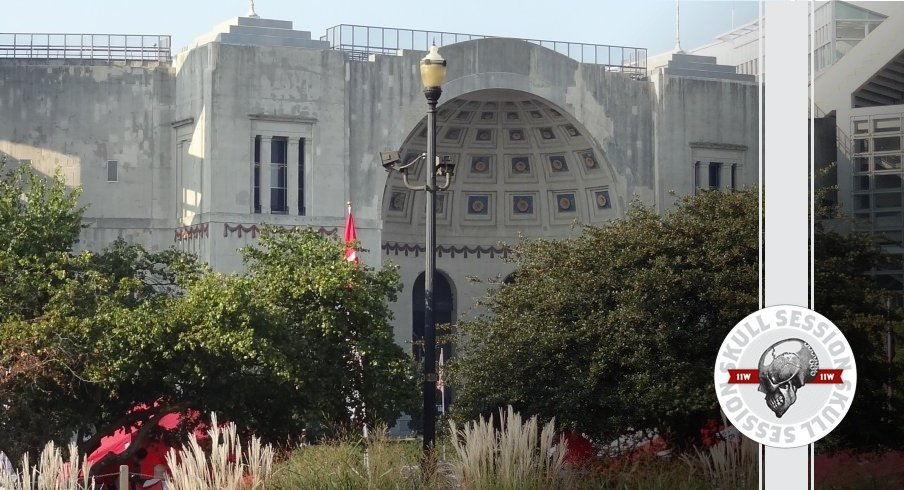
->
270 137 288 214
106 160 118 182
694 161 701 190
709 162 721 189
298 138 306 216
730 164 737 190
253 136 261 213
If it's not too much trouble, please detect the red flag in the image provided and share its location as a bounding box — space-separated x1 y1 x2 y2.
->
344 202 359 264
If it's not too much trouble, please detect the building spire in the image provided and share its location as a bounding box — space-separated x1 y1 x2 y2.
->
674 0 685 54
247 0 259 18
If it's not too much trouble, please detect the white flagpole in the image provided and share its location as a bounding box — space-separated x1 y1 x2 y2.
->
439 348 445 416
344 201 369 476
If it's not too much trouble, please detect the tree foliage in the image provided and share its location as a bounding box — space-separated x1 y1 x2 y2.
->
449 188 904 451
0 162 417 465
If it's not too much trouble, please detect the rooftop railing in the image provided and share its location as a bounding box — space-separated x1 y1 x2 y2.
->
0 33 172 62
321 25 647 74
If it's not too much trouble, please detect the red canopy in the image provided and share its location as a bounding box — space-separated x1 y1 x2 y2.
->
87 410 204 481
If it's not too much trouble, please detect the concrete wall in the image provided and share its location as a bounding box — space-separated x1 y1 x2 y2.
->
653 73 760 211
0 59 175 252
170 42 356 271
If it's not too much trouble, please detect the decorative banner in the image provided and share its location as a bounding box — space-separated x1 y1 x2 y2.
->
727 369 844 384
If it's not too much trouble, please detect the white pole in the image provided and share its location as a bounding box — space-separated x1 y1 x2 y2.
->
118 465 129 490
674 0 684 53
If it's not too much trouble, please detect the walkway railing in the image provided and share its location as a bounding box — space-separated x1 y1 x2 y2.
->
0 33 172 62
321 25 646 74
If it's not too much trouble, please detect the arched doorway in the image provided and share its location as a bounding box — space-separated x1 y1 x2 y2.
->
412 271 455 410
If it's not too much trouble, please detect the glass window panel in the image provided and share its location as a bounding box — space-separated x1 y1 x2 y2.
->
854 194 870 210
708 162 721 188
853 120 870 135
875 274 904 289
854 139 869 153
271 189 287 212
874 193 902 208
271 138 287 164
854 156 870 172
298 138 306 216
875 211 902 228
854 175 870 190
270 165 287 187
876 155 902 170
874 118 901 133
253 161 260 213
254 135 261 163
836 20 866 39
880 231 903 245
836 39 859 57
854 212 871 228
835 3 870 20
874 136 901 152
876 174 902 189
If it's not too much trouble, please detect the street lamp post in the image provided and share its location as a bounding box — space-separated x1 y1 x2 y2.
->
379 43 451 459
420 43 446 457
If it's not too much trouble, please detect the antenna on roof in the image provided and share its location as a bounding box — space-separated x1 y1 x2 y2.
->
674 0 685 54
247 0 260 18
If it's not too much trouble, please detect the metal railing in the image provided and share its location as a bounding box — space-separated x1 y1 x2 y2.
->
321 25 646 74
0 33 172 62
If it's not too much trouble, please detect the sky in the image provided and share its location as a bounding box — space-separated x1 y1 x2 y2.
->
3 0 760 56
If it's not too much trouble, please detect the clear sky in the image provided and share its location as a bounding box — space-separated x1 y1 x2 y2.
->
4 0 759 56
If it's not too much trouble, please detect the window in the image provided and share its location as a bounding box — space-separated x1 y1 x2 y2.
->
270 137 288 214
250 118 313 215
709 162 721 189
874 136 901 153
876 174 902 190
106 160 118 182
876 155 902 170
253 136 261 213
875 118 901 133
298 138 306 216
693 155 743 194
875 193 902 209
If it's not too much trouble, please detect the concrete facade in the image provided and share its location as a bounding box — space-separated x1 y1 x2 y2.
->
0 16 759 360
813 2 904 291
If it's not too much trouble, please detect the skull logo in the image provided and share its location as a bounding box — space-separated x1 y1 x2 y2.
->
757 339 819 418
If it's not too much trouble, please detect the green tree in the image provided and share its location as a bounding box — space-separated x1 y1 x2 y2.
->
0 163 417 465
813 227 904 451
449 188 904 450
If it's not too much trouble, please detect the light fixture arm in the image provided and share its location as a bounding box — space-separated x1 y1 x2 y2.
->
401 170 428 191
437 172 452 190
